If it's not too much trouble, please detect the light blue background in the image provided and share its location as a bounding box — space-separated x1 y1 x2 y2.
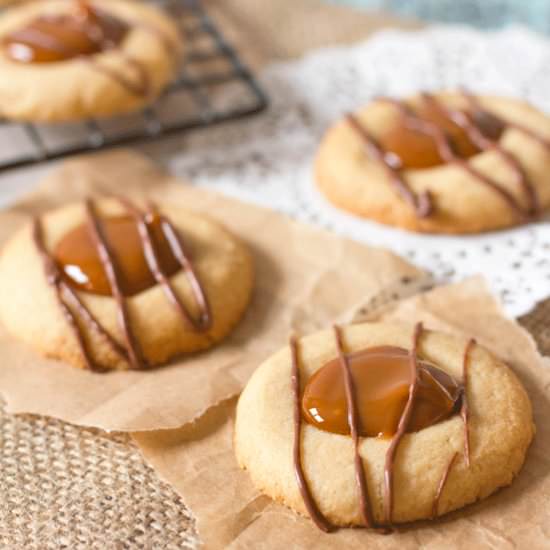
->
333 0 550 34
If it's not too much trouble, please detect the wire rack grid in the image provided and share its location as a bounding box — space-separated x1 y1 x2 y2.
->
0 0 269 172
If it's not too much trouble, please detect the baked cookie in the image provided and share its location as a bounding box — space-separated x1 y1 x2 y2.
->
315 92 550 233
0 197 254 371
0 0 182 122
235 322 534 530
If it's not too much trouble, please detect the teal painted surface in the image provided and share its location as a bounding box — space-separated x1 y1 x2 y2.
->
333 0 550 34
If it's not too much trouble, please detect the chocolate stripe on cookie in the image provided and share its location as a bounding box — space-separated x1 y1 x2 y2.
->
290 336 333 533
461 338 475 467
346 114 433 217
378 97 528 220
93 16 183 97
119 197 212 331
85 199 146 370
333 325 376 529
33 218 95 371
432 451 458 519
85 9 183 98
33 197 212 372
61 279 129 362
87 53 151 97
33 217 129 371
383 322 423 525
348 92 549 219
430 339 476 519
149 203 212 331
290 324 477 532
421 92 540 216
462 90 550 152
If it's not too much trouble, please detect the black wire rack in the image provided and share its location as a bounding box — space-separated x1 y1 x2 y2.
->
0 0 269 172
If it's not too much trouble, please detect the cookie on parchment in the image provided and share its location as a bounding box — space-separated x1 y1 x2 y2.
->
0 197 254 371
235 322 534 529
315 92 550 234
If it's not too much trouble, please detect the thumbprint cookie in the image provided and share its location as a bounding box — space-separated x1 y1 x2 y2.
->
0 197 254 371
315 92 550 233
0 0 182 122
235 322 534 530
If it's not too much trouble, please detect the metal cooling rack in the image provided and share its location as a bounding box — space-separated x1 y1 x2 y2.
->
0 0 269 172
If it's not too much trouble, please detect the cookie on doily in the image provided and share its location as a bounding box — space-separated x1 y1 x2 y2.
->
315 91 550 233
0 197 254 371
235 322 534 530
0 0 182 122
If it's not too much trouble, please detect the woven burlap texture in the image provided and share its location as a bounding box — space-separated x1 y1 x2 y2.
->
518 300 550 355
0 403 198 549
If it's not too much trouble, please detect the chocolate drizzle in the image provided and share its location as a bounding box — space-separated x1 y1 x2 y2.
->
290 325 477 532
119 197 211 331
463 91 550 151
461 338 475 467
383 322 422 526
429 338 475 518
33 217 128 371
346 113 433 217
155 208 212 330
334 325 375 529
427 338 475 519
33 197 211 371
84 199 144 369
33 218 95 371
378 97 528 220
290 336 333 533
432 452 458 519
87 53 151 97
348 91 550 219
421 93 539 217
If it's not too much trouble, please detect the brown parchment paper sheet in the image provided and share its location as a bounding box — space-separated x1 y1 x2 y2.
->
133 277 550 549
203 0 420 70
0 149 423 432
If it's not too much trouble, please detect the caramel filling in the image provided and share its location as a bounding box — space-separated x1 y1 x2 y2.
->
379 105 503 169
302 346 460 438
3 2 128 63
54 214 181 297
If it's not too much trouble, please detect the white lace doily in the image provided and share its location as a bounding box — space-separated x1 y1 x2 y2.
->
167 25 550 317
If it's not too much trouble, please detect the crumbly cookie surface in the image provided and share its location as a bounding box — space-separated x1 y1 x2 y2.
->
315 93 550 233
235 323 534 526
0 198 254 370
0 0 182 122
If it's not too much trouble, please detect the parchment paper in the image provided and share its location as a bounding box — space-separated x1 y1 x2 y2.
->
133 277 550 549
0 149 423 432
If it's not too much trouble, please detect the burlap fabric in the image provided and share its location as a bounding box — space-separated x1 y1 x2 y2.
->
0 1 547 548
519 301 550 356
0 409 198 549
